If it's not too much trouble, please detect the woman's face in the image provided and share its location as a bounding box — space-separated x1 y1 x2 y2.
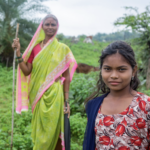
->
101 52 137 92
42 18 57 37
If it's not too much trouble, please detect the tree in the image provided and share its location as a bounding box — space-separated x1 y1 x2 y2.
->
56 33 65 41
0 0 50 66
114 6 150 89
93 31 139 42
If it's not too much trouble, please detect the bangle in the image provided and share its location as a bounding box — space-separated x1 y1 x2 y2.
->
65 99 69 103
18 58 23 63
16 53 22 59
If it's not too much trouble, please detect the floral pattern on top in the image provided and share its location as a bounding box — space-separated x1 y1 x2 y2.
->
95 92 150 150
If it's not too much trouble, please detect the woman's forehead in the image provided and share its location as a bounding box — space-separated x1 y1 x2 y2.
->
43 15 58 24
44 18 57 23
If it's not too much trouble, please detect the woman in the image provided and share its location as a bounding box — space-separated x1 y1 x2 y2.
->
83 41 150 150
12 14 77 150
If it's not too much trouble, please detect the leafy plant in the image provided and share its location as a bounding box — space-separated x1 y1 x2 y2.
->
70 113 87 150
114 5 150 89
0 0 50 66
69 72 98 116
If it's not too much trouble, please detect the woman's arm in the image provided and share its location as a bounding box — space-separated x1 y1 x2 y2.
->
62 68 70 100
12 38 32 76
62 68 70 118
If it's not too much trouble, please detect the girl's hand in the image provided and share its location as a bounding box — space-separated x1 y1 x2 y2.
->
12 38 21 56
64 102 70 118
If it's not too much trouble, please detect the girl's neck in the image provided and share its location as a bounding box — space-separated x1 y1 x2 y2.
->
109 85 136 99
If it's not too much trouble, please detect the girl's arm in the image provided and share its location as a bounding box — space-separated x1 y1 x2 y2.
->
12 38 32 76
62 68 70 118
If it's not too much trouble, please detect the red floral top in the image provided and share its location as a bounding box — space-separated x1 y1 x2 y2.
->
95 92 150 150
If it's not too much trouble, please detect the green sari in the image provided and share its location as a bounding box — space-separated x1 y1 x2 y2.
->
16 22 77 150
31 80 64 149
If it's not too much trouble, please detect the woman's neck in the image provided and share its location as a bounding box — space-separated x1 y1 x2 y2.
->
44 36 53 44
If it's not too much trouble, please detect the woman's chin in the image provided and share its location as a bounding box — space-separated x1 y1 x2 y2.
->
46 33 55 37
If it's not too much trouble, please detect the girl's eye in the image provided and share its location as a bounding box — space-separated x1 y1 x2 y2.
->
104 68 111 71
119 68 126 71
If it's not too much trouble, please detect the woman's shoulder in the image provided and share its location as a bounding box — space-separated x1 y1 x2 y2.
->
58 42 70 50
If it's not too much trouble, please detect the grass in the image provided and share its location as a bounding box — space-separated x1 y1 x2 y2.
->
61 38 110 66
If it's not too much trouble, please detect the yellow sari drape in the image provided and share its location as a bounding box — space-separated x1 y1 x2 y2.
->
16 21 77 150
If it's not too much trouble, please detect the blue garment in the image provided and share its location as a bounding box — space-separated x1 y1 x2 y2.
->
83 93 109 150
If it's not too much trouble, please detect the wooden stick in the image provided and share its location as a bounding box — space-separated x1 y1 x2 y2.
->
11 23 19 150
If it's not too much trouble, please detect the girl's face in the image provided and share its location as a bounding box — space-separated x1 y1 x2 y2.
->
42 18 57 37
101 52 137 92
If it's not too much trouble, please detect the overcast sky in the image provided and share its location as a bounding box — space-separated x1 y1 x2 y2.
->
43 0 150 36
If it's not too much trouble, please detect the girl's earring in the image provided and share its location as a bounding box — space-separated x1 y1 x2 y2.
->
131 76 134 80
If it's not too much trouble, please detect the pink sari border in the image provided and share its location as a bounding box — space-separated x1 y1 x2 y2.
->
70 60 78 81
23 21 43 58
16 107 28 114
16 67 22 113
16 21 60 114
16 22 43 113
32 59 77 112
60 133 65 150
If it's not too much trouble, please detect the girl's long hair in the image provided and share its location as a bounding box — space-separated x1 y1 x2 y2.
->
85 41 140 103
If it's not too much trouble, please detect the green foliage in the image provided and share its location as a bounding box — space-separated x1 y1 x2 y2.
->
93 30 139 42
0 66 92 149
0 31 150 149
56 33 65 41
69 72 98 116
0 0 50 64
114 6 150 76
0 66 33 149
77 35 86 41
0 111 33 150
0 59 150 149
70 113 87 150
60 38 109 66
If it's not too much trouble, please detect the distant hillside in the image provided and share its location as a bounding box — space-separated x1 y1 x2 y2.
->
59 37 110 67
56 31 139 67
93 30 139 42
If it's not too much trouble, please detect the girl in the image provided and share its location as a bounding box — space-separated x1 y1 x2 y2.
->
83 41 150 150
12 14 77 150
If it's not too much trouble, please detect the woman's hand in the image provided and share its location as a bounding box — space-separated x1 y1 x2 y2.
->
12 38 32 76
12 38 21 56
64 102 70 118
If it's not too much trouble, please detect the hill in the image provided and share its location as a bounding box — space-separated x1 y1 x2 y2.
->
58 37 110 67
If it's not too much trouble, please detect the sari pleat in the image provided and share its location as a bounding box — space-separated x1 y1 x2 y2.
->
31 81 64 150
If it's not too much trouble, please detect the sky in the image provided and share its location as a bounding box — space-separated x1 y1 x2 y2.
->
43 0 150 36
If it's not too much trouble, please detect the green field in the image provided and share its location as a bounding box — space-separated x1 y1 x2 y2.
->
0 39 150 150
61 38 110 66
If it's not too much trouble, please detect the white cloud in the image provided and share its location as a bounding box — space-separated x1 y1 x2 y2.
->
42 0 150 36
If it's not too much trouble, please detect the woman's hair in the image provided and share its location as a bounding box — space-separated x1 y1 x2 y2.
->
86 41 140 102
42 14 58 25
